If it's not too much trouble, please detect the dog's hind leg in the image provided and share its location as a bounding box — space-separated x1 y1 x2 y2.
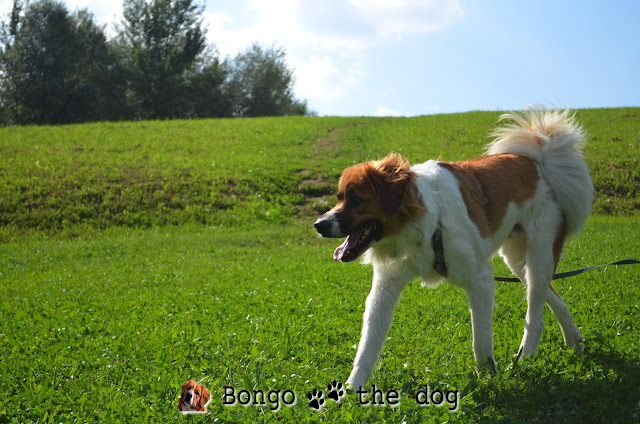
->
545 285 584 352
546 219 584 352
346 268 412 391
518 222 560 357
502 230 583 354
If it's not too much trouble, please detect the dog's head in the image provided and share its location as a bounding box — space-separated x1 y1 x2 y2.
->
314 153 425 262
179 380 211 413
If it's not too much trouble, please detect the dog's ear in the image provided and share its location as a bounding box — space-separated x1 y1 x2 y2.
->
198 385 211 411
370 154 414 216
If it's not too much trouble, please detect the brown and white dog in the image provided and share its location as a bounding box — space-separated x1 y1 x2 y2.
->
178 380 211 413
314 107 593 390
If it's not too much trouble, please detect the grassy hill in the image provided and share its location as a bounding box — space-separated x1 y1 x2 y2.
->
1 108 639 423
1 108 638 240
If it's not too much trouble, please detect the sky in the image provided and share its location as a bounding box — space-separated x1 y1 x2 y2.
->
1 0 639 116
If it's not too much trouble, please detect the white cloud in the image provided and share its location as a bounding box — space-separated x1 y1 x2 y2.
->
94 6 122 39
295 0 464 47
64 0 91 10
204 0 304 58
292 56 341 100
350 0 464 40
202 11 244 57
0 0 15 21
202 0 463 113
205 0 464 56
290 55 367 105
2 0 464 59
0 0 464 115
374 106 405 117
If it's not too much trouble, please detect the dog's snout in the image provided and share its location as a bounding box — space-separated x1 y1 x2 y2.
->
314 215 341 238
314 218 331 234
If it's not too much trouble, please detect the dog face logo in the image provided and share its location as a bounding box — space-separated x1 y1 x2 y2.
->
178 380 211 413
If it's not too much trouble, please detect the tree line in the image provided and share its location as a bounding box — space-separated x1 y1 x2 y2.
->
0 0 311 126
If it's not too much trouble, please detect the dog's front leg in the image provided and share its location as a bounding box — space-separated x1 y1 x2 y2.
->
465 275 497 372
346 271 411 391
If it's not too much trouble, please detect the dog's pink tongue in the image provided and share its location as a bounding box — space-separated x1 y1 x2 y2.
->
333 238 350 261
333 229 364 261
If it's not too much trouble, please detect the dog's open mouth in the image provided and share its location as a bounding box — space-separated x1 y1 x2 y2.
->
333 221 381 262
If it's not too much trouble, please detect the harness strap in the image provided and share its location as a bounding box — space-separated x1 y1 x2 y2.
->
432 228 448 278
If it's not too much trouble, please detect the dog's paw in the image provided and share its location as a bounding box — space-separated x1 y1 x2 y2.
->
571 335 585 354
326 380 345 403
476 357 498 375
307 389 325 410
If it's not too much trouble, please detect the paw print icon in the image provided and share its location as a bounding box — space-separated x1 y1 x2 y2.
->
327 380 346 403
307 389 325 410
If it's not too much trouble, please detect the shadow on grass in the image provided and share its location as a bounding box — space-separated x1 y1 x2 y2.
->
466 336 640 423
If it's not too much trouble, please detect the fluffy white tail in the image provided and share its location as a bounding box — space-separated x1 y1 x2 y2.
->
487 106 593 235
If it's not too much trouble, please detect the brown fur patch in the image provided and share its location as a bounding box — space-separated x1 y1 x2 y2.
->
332 154 426 238
439 154 539 237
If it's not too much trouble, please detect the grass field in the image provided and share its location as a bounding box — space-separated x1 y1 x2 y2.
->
1 108 639 423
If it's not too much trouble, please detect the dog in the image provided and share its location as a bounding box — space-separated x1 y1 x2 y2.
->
314 107 593 390
178 380 211 413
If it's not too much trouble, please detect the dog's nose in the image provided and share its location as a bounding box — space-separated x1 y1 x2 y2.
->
315 215 340 238
313 218 331 233
184 392 192 402
314 218 331 235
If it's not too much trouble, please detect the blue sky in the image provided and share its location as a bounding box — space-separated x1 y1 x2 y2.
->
2 0 639 116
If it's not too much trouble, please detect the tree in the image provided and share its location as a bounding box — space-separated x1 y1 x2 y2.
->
68 10 129 122
0 1 311 125
0 0 125 125
180 47 231 118
226 44 309 117
0 0 75 124
117 0 207 119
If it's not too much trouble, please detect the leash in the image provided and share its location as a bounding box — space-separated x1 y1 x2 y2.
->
493 259 640 283
432 228 640 282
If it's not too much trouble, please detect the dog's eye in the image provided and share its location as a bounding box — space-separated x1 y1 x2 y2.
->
349 196 364 208
195 390 200 396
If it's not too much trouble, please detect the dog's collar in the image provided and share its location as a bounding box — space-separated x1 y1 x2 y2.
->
432 227 448 278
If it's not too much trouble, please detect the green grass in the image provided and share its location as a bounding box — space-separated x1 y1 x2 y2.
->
1 108 638 240
1 108 639 422
1 218 639 422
